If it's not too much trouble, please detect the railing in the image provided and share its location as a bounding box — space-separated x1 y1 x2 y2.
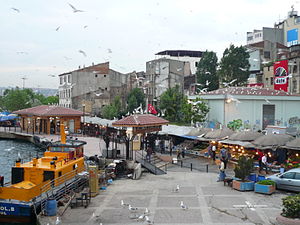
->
135 150 167 175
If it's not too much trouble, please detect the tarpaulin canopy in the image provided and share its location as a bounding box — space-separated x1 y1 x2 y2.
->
284 138 300 151
198 128 234 141
228 131 264 141
251 134 294 149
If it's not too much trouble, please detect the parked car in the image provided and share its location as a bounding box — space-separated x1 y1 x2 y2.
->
267 168 300 192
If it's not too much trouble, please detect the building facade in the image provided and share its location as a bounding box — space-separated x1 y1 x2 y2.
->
190 87 300 131
59 62 139 116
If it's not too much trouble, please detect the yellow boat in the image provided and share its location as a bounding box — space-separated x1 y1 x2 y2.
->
0 124 87 223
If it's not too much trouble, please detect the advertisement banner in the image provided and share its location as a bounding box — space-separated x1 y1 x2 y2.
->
287 28 298 47
274 60 288 92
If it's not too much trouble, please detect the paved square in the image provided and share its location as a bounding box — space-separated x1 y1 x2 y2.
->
157 196 200 207
154 209 203 223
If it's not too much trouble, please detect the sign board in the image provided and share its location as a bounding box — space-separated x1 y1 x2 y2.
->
287 28 298 47
274 60 288 92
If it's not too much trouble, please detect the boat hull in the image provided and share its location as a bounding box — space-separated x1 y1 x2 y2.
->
0 202 37 224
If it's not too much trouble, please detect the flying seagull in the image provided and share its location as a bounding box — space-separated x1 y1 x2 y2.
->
107 48 112 53
264 98 271 104
48 74 56 77
223 79 237 87
83 25 88 29
95 92 103 97
55 26 60 31
68 3 84 13
78 50 87 57
206 80 211 86
11 7 20 13
205 71 211 75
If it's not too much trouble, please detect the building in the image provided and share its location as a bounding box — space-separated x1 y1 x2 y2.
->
247 28 283 45
13 105 83 134
155 50 203 74
190 87 300 131
59 62 139 116
145 58 190 106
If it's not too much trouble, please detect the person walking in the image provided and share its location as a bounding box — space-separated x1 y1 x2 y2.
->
146 147 152 162
217 158 226 181
261 153 269 174
211 144 216 161
181 147 186 158
257 150 264 173
220 147 229 169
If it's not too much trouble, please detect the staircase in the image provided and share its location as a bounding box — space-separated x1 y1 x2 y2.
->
135 151 168 175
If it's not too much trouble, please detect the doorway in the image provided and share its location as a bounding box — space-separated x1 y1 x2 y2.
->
262 105 275 129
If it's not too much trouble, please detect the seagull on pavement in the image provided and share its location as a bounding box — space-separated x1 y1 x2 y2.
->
11 7 20 13
121 200 129 207
78 50 87 57
128 204 138 211
68 3 84 13
144 208 150 215
180 201 188 210
55 216 61 224
144 215 154 224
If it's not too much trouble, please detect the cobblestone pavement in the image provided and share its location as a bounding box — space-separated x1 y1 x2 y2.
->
53 169 289 225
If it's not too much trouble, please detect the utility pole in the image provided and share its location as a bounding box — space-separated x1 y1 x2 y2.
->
21 77 27 89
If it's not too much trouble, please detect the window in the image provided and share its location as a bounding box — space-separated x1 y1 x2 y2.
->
60 77 63 85
43 171 55 181
58 171 62 177
264 51 270 59
293 65 298 73
271 77 274 85
67 75 70 83
63 76 66 82
195 62 198 67
281 172 295 179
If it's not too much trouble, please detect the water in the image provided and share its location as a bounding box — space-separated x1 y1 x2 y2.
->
0 139 44 184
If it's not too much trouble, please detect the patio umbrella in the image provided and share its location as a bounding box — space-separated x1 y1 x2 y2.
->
186 128 212 136
228 131 264 141
284 138 300 151
252 134 294 149
202 128 234 140
0 115 18 121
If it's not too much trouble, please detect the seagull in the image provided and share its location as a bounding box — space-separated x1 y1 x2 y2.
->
121 200 129 207
180 201 188 210
11 7 20 13
239 67 247 71
55 216 61 225
78 50 87 57
137 214 145 221
83 25 88 29
205 80 211 86
48 74 56 77
264 98 271 104
55 26 60 31
107 48 112 53
95 93 103 97
128 205 138 211
68 3 84 13
223 79 237 87
177 68 182 71
144 208 150 215
205 71 211 75
197 88 208 94
17 51 28 54
144 215 154 225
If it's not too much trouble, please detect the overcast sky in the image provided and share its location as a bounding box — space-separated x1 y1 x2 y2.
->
0 0 299 89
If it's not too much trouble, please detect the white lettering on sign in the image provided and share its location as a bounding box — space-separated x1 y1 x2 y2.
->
287 40 298 47
0 206 15 212
275 77 287 84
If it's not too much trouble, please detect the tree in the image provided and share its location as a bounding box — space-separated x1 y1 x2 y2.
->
126 88 145 113
1 88 32 111
196 50 219 91
218 44 250 86
101 96 122 119
181 97 209 124
159 85 185 122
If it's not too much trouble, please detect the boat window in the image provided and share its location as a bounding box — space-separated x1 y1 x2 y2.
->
11 167 24 184
43 171 55 181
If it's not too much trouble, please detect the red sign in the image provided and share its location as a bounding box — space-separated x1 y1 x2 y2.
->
148 104 157 114
274 60 288 92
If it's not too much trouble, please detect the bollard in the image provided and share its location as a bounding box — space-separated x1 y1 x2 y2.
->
206 164 208 173
190 163 193 171
181 160 183 168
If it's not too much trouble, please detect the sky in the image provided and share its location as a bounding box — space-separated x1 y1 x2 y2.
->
0 0 299 89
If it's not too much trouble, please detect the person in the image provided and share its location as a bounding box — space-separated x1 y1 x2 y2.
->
207 144 212 158
211 145 216 161
181 147 186 158
146 147 152 162
261 153 269 174
177 147 181 159
257 150 264 173
220 147 228 169
217 159 226 181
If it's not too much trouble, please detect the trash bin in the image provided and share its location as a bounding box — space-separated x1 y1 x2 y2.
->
45 198 57 216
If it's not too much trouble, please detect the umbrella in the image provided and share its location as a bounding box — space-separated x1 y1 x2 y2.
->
228 131 264 141
0 115 18 121
252 134 294 149
186 128 212 136
284 138 300 151
202 128 234 140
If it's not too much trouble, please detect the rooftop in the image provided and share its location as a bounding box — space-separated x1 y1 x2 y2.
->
203 87 299 97
156 50 203 58
59 62 110 76
112 114 169 127
13 105 83 116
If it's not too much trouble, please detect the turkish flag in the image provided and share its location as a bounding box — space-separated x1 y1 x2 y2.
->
148 104 157 114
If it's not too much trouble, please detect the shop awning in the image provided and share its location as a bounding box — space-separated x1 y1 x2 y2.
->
219 139 255 148
179 135 198 140
284 138 300 151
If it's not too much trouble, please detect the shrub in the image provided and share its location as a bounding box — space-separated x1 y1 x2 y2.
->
256 180 275 186
282 194 300 218
234 156 254 181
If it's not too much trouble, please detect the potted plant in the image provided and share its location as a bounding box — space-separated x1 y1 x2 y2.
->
276 194 300 224
254 180 276 194
232 156 255 191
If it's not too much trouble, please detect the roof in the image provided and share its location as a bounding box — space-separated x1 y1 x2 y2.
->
247 41 288 49
155 50 203 58
59 62 110 76
203 87 299 97
112 114 169 127
13 105 83 116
